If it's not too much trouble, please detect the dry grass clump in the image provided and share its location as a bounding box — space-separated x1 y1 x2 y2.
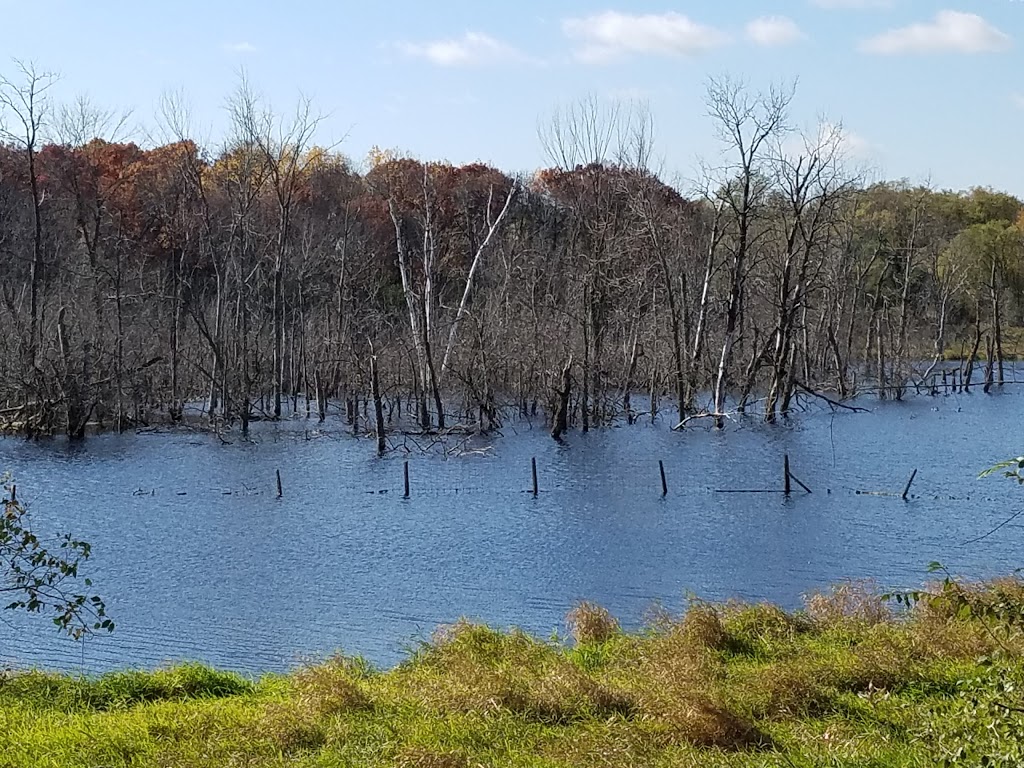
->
428 661 632 724
908 612 996 660
845 630 918 692
425 620 550 669
723 602 808 649
257 703 329 755
640 625 723 686
541 723 655 767
291 656 371 717
626 613 768 750
524 663 635 723
429 618 484 648
253 656 370 754
736 627 925 721
405 621 634 724
646 692 770 751
845 621 974 695
566 602 620 645
641 601 730 653
804 580 892 629
679 602 730 651
735 657 840 719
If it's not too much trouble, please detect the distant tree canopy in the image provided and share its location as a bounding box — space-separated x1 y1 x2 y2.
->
0 69 1022 439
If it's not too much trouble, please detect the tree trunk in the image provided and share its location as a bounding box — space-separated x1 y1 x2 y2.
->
273 264 283 419
551 358 572 440
371 355 386 454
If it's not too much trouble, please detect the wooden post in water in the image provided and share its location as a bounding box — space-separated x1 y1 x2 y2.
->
531 457 538 497
276 469 283 498
10 485 15 503
784 455 792 496
901 469 917 501
403 461 410 498
659 460 668 497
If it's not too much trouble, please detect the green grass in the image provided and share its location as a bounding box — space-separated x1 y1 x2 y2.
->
3 580 1024 767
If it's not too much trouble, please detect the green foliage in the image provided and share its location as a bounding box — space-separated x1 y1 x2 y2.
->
922 668 1024 768
979 456 1024 484
1 477 113 638
876 454 1024 768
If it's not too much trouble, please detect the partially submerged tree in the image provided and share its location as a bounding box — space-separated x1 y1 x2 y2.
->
704 77 794 427
0 63 1022 440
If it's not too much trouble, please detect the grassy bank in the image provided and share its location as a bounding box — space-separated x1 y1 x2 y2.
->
2 580 1024 767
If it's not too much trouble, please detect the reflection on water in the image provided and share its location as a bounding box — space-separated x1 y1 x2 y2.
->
1 388 1023 674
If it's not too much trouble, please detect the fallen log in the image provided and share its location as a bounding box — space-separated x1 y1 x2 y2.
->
795 382 871 413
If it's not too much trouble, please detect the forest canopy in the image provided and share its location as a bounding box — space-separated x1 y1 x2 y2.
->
0 66 1021 439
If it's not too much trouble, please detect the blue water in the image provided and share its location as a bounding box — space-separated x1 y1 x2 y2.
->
1 388 1022 674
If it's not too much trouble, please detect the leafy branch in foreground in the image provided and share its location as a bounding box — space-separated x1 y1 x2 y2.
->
978 456 1024 483
880 454 1024 767
884 563 1024 767
1 477 113 639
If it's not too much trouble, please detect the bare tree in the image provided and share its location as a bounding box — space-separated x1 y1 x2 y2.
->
230 75 325 420
0 61 57 382
704 76 794 427
764 120 855 421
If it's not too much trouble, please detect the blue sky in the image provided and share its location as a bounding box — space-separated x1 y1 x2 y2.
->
1 1 1021 194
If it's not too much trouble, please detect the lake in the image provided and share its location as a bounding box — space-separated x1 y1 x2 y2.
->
1 387 1022 675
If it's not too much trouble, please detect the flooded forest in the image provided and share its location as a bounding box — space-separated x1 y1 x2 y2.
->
2 67 1023 440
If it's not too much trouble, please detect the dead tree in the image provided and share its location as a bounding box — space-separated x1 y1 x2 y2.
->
704 77 794 427
551 358 573 440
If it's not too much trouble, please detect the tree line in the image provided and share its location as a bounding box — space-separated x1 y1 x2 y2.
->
1 65 1022 442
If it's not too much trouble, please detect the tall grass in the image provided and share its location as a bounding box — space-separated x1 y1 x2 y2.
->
2 578 1023 767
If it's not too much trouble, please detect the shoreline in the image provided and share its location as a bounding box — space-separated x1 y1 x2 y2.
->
3 578 1023 765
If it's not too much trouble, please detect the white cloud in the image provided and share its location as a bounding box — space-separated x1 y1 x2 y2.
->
784 122 876 163
745 16 804 47
224 42 257 54
398 32 526 67
1013 92 1024 109
861 11 1011 55
811 0 894 9
837 126 873 158
562 11 728 62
